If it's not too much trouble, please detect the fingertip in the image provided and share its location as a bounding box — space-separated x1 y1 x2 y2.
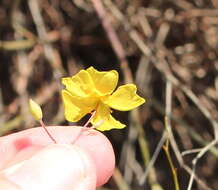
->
0 177 20 190
3 144 97 190
74 129 115 186
0 127 115 187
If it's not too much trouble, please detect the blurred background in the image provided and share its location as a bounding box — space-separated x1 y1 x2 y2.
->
0 0 218 189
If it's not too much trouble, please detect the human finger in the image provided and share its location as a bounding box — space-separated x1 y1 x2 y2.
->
0 126 115 186
0 144 96 190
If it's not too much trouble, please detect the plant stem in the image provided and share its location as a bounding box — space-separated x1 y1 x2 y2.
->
39 119 57 143
163 142 180 190
83 110 96 128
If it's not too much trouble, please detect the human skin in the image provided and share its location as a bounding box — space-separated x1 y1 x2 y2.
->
0 126 115 190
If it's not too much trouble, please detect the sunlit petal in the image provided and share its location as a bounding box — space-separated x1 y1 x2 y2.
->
61 90 98 122
96 115 126 131
91 102 126 131
62 70 95 97
104 84 145 111
87 66 118 95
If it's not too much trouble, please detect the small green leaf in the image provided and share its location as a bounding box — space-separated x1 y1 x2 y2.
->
29 99 43 120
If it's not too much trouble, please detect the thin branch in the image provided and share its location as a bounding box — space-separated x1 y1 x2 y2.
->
139 131 167 185
91 0 132 83
187 140 217 190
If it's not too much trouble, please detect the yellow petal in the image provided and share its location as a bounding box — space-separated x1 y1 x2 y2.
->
91 102 126 131
87 66 118 96
104 84 145 111
29 99 43 120
62 70 95 97
97 115 126 131
62 90 98 122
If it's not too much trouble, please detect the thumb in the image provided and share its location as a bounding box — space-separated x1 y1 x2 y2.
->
0 144 97 190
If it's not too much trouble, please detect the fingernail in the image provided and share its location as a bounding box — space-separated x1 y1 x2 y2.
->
2 144 96 190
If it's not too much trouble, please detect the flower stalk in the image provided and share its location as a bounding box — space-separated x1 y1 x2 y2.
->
83 111 96 128
39 119 57 144
29 99 57 143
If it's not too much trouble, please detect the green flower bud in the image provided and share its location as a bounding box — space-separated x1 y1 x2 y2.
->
29 99 43 120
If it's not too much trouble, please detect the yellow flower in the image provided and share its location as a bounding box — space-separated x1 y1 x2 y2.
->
61 67 145 131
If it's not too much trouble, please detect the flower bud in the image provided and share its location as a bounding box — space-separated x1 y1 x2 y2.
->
29 99 43 120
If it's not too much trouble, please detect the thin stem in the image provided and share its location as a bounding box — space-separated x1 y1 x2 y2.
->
139 131 167 185
163 142 180 190
187 139 217 190
39 119 57 143
83 111 96 128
